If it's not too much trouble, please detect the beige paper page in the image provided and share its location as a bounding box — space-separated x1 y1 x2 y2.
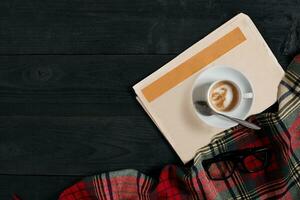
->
133 13 284 163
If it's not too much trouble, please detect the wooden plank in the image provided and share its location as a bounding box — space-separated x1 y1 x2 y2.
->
0 175 80 200
0 115 180 175
0 0 298 58
0 55 174 116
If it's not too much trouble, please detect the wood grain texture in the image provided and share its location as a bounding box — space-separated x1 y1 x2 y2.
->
0 175 80 200
0 0 299 199
0 115 179 175
0 0 298 60
0 55 174 115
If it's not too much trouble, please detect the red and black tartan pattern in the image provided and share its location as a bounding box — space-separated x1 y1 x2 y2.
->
58 55 300 200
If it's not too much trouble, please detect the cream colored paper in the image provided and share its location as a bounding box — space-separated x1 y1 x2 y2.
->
133 13 284 163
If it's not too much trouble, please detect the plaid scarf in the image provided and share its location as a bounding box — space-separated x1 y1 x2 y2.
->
57 55 300 200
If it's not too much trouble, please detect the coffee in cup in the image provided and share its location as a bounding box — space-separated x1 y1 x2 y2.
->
208 80 240 112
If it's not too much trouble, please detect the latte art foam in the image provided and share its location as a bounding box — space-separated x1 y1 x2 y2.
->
209 81 239 112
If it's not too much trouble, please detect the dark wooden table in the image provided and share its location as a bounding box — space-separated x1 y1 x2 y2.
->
0 0 299 199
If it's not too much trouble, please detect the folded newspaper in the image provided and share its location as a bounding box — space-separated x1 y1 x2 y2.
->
133 13 284 163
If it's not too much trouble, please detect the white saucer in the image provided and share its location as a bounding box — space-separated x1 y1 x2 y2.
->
191 66 254 129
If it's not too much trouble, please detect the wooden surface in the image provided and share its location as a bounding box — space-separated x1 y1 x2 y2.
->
0 0 300 199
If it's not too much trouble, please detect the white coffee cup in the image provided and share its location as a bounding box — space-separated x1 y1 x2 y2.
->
198 80 253 113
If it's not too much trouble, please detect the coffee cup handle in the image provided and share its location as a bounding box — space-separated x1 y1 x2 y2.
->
243 92 253 99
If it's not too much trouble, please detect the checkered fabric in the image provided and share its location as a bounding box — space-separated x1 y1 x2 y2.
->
58 55 300 200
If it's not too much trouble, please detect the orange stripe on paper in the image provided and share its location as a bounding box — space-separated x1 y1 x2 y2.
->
142 27 246 102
